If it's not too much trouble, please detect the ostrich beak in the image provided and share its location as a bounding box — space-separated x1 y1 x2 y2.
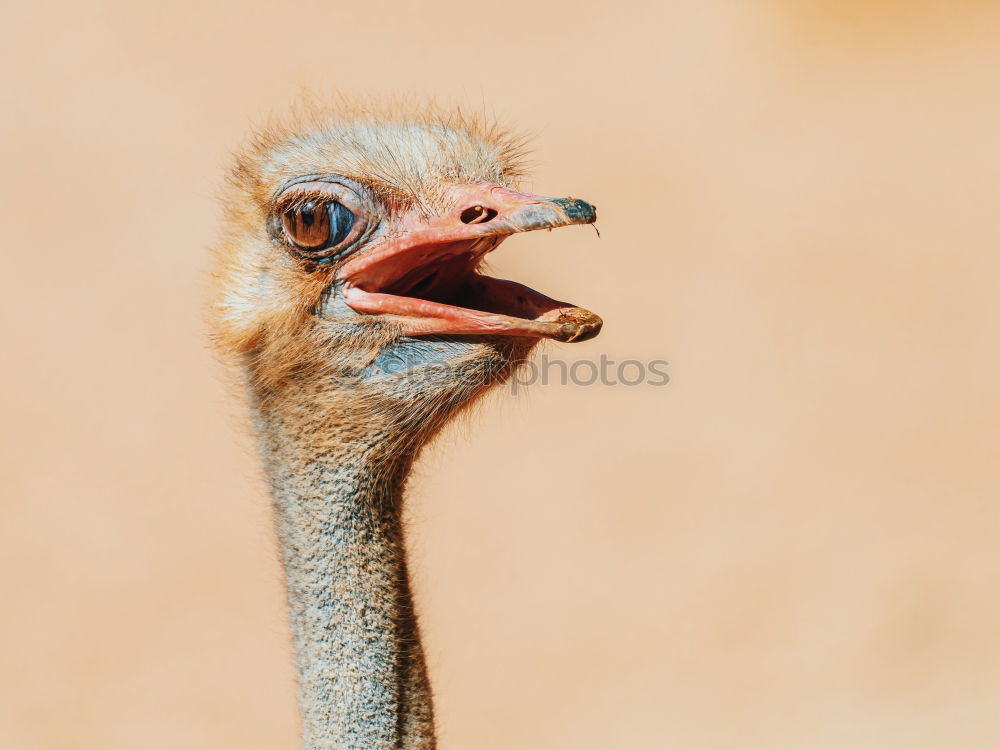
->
337 184 603 342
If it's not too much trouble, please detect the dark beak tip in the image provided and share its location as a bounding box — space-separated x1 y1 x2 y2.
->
552 197 597 225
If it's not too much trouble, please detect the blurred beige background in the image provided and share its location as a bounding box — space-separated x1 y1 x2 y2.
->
3 1 1000 748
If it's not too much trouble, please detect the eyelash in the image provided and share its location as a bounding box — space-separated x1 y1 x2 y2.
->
279 191 335 213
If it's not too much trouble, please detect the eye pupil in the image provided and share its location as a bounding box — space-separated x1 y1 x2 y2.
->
300 202 316 227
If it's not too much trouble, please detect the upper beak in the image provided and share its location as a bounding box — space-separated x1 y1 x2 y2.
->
489 193 597 234
336 185 597 288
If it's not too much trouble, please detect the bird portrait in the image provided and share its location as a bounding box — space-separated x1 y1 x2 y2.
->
6 3 1000 750
211 102 603 748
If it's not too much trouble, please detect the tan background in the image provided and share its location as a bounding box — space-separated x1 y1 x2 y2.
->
3 1 1000 748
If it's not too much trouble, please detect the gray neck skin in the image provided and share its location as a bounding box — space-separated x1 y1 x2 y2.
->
255 402 436 750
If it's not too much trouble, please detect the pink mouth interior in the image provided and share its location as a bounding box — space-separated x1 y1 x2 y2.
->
378 239 491 304
340 237 602 342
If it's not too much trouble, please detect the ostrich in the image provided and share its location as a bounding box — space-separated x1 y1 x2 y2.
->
211 102 602 749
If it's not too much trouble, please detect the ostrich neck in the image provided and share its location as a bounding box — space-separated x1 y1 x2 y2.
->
255 394 436 750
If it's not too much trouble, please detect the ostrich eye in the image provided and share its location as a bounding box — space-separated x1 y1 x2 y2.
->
281 200 355 252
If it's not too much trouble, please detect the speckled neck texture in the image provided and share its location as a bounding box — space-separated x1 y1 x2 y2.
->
255 395 436 750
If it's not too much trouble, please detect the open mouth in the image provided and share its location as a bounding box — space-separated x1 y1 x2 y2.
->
337 187 603 343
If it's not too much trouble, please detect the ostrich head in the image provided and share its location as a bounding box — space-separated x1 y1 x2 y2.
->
212 103 601 434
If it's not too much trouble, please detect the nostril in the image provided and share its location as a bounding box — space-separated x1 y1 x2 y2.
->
460 205 498 225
